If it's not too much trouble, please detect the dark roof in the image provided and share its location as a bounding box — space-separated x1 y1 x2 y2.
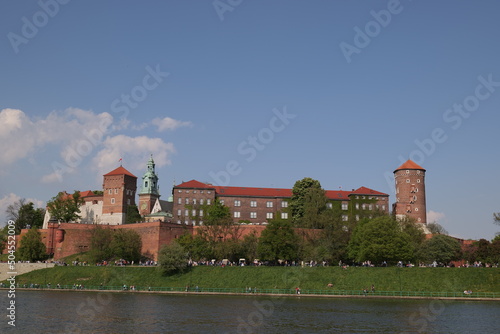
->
175 180 388 200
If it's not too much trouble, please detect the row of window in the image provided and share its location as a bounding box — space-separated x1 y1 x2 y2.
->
326 203 349 210
177 209 289 220
395 179 421 184
178 198 212 205
106 188 135 196
354 203 386 211
224 200 287 208
353 196 387 200
177 189 212 194
177 198 289 208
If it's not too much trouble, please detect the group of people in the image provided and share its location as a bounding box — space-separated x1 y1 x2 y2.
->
362 285 376 295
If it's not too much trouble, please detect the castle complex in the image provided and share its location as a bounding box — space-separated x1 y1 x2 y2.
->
32 158 426 260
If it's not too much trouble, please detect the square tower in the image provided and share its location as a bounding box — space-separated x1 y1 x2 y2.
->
101 166 137 225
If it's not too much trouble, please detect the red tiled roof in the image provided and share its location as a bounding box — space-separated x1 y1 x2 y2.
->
175 180 387 200
394 160 425 172
350 186 388 196
103 166 136 178
175 180 216 189
216 186 293 198
325 190 351 200
79 190 95 198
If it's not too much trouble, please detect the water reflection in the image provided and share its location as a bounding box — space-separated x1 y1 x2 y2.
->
0 291 498 333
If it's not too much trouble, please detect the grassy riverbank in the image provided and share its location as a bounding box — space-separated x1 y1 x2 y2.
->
5 266 500 293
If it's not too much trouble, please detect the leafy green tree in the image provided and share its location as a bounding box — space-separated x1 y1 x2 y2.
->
110 229 142 262
176 233 210 260
289 177 325 226
315 209 351 263
418 234 462 264
427 222 448 235
0 226 8 252
239 231 259 262
6 199 45 234
158 242 189 275
490 237 500 264
401 218 426 252
348 216 414 264
197 199 241 259
257 218 299 263
17 227 47 261
89 226 114 263
494 212 500 235
46 191 84 222
125 205 142 224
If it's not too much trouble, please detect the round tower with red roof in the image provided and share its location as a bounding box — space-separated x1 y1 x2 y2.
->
393 160 426 224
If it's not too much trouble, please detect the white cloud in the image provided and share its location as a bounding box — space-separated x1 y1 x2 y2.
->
0 193 45 225
0 108 113 175
427 210 446 224
152 117 192 132
92 135 175 178
0 108 38 164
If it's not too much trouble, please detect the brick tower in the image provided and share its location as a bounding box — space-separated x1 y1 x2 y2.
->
393 160 427 224
101 166 137 225
138 155 160 216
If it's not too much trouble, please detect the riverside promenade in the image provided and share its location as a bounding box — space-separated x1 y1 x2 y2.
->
0 263 55 281
3 284 499 302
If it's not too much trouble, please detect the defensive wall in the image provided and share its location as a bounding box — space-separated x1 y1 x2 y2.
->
3 222 474 263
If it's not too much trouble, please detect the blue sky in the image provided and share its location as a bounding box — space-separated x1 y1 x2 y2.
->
1 0 499 240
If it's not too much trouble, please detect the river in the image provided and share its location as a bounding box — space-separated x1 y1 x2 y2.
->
0 290 499 333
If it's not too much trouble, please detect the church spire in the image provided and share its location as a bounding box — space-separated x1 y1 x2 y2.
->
139 154 159 195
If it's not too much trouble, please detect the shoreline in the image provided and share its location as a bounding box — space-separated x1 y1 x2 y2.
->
3 288 499 302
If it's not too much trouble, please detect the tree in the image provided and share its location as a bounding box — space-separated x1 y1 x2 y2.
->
158 242 189 275
257 218 299 263
315 209 351 263
46 191 84 222
427 222 448 235
348 216 414 264
17 227 47 261
6 199 45 234
89 226 114 263
110 229 142 262
490 237 500 264
401 218 426 251
176 233 210 260
125 205 142 224
197 199 241 259
289 177 324 226
239 231 259 262
418 234 462 264
494 212 500 235
0 226 8 252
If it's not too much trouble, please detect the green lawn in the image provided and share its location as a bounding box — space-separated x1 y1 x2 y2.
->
5 265 500 293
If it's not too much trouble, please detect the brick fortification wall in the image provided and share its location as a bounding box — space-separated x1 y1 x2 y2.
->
8 223 320 262
13 222 193 261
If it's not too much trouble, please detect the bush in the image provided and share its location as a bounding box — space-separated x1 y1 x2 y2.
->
158 242 189 276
